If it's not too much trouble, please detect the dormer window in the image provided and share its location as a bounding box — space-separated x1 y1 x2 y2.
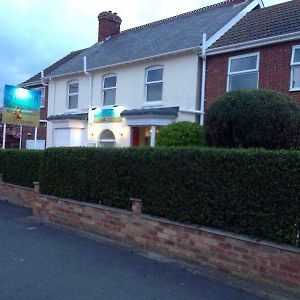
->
145 66 164 103
68 81 79 110
103 74 117 106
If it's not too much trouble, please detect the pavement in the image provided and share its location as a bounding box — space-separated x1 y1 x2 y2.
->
0 200 297 300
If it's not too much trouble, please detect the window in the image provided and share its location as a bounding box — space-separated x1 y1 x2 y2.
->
99 130 116 148
68 81 79 110
290 46 300 91
146 66 164 102
103 75 117 106
227 53 259 91
34 87 45 108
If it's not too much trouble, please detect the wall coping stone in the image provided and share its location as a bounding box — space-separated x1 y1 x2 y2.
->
1 182 34 192
40 192 300 254
40 193 132 215
141 215 300 254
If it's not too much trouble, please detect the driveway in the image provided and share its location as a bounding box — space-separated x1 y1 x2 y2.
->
0 201 293 300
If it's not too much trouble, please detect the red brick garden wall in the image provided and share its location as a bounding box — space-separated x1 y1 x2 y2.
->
205 40 300 109
0 181 299 292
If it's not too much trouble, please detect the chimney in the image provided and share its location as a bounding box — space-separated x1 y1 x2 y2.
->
98 11 122 42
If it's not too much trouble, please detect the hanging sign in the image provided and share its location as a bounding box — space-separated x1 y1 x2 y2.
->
93 107 124 123
2 85 41 127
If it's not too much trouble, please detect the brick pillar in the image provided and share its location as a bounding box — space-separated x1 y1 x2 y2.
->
33 181 40 194
130 198 142 215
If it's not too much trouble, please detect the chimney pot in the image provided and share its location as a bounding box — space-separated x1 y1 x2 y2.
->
97 11 122 42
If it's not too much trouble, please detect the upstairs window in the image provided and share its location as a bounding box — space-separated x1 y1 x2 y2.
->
227 53 259 91
68 81 79 110
291 46 300 91
146 66 164 102
103 75 117 106
34 87 45 108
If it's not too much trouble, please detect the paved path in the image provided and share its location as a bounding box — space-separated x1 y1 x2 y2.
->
0 201 291 300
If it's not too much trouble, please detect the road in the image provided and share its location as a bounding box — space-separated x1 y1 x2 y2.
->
0 201 292 300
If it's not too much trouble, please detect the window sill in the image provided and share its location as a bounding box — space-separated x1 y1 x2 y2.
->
66 109 79 114
289 88 300 92
142 101 163 108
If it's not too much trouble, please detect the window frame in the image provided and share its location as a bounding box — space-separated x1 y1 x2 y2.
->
144 66 164 107
227 52 260 92
34 87 45 108
290 45 300 92
67 80 79 111
102 74 117 107
98 129 116 148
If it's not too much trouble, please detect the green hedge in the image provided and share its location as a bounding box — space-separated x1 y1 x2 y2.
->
1 150 42 188
40 147 300 247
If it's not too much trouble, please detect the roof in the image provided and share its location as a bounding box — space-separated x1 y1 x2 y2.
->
47 0 254 78
121 107 179 117
211 0 300 49
47 113 88 121
21 49 85 86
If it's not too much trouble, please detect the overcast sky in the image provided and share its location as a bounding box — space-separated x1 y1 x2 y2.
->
0 0 288 104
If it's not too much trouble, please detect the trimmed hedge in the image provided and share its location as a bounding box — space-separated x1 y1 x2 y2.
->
205 89 300 149
156 121 206 147
1 150 42 188
40 147 300 247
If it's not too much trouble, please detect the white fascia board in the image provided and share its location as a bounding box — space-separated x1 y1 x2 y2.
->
205 0 263 49
45 46 200 80
207 31 300 56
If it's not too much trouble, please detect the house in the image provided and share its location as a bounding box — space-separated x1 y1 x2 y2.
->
19 49 85 149
45 0 263 148
205 0 300 108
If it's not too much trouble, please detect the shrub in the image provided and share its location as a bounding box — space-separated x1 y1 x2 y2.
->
40 147 300 247
1 150 42 188
205 89 300 149
156 121 206 147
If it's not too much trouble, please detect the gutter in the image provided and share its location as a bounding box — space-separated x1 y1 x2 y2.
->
45 46 200 80
207 31 300 56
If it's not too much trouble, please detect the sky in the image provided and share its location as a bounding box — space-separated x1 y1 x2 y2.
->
0 0 288 104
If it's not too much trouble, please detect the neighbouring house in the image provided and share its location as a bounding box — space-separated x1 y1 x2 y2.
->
44 0 263 148
205 0 300 107
0 109 20 148
19 49 84 149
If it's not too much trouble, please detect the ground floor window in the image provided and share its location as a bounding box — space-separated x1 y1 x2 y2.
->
131 126 162 147
99 130 116 148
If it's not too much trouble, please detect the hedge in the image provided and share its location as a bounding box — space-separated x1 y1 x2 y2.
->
40 147 300 247
1 150 42 188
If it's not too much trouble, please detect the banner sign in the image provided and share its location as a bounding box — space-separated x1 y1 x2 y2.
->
93 107 124 123
2 85 41 127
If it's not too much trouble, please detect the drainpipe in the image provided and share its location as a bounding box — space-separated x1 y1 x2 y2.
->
41 70 50 87
200 33 207 126
83 56 93 109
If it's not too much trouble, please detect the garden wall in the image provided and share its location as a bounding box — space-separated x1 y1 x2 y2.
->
0 180 299 292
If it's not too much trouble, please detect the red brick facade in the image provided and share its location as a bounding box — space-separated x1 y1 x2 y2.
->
205 40 300 109
0 180 299 292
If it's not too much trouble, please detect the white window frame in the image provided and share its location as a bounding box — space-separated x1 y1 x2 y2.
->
34 87 45 108
227 52 260 92
98 130 116 148
102 74 117 107
290 45 300 92
67 80 79 111
144 66 164 107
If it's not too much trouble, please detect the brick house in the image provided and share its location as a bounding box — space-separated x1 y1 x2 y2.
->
19 49 84 148
205 0 300 108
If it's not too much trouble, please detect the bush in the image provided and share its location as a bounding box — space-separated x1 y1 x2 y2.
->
205 89 300 149
40 147 300 247
156 121 206 147
1 150 42 188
